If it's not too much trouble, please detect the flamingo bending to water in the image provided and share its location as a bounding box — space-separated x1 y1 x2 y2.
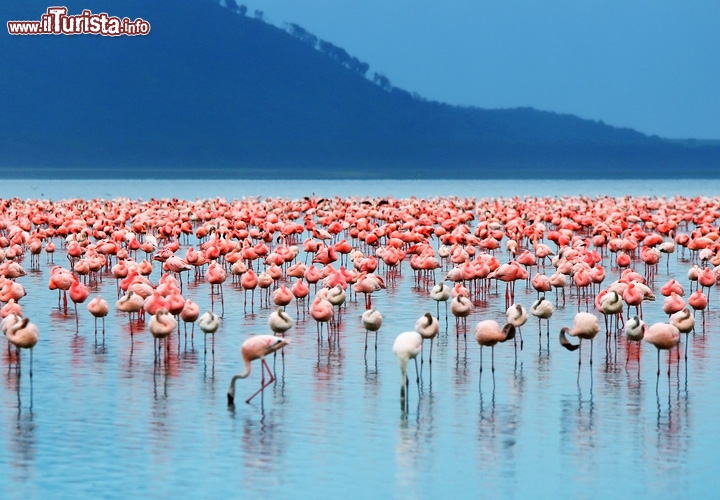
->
227 335 290 405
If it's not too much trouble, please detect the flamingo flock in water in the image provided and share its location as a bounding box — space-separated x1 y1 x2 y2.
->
0 194 716 407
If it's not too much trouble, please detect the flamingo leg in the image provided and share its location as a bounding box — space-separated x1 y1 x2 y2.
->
246 358 275 404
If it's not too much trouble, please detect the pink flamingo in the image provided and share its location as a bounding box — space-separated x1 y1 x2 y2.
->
69 276 90 329
87 295 109 339
0 299 23 319
4 316 39 377
531 273 551 297
180 299 200 342
450 294 473 338
698 266 716 305
310 295 333 339
661 292 686 317
622 282 644 318
47 266 74 313
272 285 294 310
149 309 177 361
659 279 684 297
291 278 310 317
227 335 290 405
240 269 259 313
688 289 708 320
206 261 227 314
474 320 515 376
353 273 385 309
644 322 680 376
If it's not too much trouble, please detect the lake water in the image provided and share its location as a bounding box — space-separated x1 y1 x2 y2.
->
1 178 720 499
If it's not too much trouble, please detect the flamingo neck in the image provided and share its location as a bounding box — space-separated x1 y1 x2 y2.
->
227 362 252 405
399 359 408 386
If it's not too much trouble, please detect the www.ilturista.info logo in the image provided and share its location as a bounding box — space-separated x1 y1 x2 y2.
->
7 7 150 36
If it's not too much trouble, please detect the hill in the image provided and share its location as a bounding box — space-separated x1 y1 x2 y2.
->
2 0 719 178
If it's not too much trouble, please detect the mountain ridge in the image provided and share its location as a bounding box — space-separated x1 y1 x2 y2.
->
1 0 718 178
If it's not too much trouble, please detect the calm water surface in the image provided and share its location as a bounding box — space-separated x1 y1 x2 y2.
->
1 179 720 499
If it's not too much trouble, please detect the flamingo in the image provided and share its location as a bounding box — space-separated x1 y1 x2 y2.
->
353 272 385 309
69 276 90 329
698 266 715 304
290 278 310 317
198 310 221 354
625 315 647 367
392 331 422 411
87 295 109 339
148 309 177 360
268 307 293 336
116 290 145 335
661 292 686 317
414 312 439 367
530 296 554 339
688 289 708 316
310 296 333 339
669 307 694 359
240 269 258 313
3 315 39 377
531 273 551 297
272 285 294 310
361 307 383 352
47 266 74 313
326 284 347 324
558 312 600 367
505 303 527 350
227 335 290 405
599 289 624 335
643 322 681 376
450 294 473 336
0 299 23 319
180 299 200 342
206 261 227 314
474 320 515 376
430 282 451 320
622 282 645 318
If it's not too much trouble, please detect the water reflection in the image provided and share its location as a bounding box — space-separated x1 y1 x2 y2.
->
203 345 215 380
239 406 286 494
314 333 345 404
475 371 524 491
7 385 36 482
654 369 691 479
395 392 436 498
560 386 596 478
454 335 470 389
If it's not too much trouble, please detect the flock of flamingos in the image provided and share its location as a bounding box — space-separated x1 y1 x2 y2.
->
0 193 716 408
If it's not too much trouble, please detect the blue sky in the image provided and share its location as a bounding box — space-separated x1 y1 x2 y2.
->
240 1 719 139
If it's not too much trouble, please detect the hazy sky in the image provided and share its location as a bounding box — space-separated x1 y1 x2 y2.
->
241 1 719 140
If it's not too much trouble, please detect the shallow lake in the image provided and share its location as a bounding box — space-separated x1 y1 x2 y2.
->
1 179 720 499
